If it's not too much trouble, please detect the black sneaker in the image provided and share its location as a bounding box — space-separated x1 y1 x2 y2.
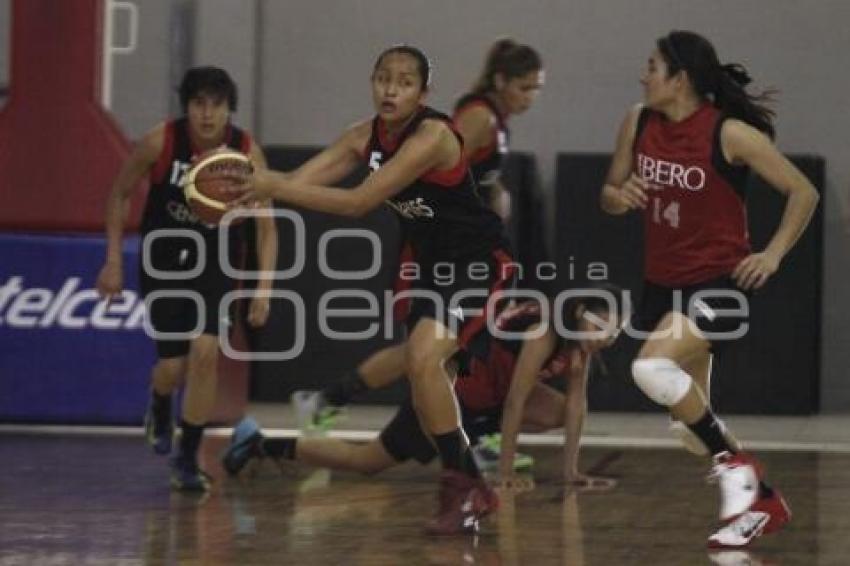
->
143 396 173 455
170 454 212 492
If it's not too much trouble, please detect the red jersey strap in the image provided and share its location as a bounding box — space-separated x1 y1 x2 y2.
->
421 151 468 186
150 121 176 184
239 130 253 154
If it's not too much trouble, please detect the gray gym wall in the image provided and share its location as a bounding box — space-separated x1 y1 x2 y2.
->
256 0 850 413
4 1 845 410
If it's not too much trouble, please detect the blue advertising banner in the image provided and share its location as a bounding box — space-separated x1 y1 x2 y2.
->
0 233 153 424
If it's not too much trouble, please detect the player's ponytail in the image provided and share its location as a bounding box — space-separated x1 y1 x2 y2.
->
658 30 776 139
472 38 542 95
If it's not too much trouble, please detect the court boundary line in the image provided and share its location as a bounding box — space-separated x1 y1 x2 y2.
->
3 424 850 454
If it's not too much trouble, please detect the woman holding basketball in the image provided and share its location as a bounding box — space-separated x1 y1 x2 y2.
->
287 38 544 471
96 66 277 492
229 46 511 535
600 30 818 548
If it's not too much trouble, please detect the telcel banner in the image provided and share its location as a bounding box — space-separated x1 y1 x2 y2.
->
0 234 153 424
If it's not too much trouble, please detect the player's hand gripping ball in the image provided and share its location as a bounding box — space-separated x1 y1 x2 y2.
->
183 148 253 224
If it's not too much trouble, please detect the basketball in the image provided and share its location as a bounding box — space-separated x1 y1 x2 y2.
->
183 148 253 224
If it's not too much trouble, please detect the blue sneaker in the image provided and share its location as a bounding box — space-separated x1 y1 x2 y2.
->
143 397 173 455
221 416 264 477
170 454 211 492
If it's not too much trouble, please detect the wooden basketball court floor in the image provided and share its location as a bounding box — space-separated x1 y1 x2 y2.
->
2 408 850 565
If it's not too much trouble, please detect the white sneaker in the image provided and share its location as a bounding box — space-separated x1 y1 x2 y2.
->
711 452 761 521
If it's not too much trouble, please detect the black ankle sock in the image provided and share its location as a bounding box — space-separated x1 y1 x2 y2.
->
179 420 204 463
323 370 369 407
687 410 733 457
151 392 171 431
433 429 481 478
261 438 298 460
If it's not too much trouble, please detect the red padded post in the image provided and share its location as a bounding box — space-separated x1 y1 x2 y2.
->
0 0 146 232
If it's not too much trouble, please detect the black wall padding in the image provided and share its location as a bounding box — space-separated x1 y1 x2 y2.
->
251 146 407 404
502 153 554 295
555 153 824 415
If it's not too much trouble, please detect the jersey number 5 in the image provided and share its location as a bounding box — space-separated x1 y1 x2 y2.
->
652 197 680 229
368 151 383 173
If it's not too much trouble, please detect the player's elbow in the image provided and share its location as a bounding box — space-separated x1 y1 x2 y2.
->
345 193 375 218
804 184 820 207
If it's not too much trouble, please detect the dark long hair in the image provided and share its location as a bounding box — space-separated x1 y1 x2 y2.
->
373 45 432 91
554 282 627 377
558 283 627 338
657 30 776 138
472 38 542 95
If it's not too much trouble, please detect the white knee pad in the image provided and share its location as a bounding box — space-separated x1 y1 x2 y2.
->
631 358 692 406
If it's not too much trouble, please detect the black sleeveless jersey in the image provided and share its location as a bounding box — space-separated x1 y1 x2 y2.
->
141 118 251 240
453 93 510 188
364 106 506 263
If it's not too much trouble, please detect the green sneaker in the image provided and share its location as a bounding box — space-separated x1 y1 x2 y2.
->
472 433 535 472
291 391 344 435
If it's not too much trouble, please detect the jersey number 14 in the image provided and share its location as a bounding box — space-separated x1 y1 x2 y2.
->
652 197 680 229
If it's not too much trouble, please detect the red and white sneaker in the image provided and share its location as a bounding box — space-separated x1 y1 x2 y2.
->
707 489 791 548
710 451 764 521
425 470 499 535
708 451 791 549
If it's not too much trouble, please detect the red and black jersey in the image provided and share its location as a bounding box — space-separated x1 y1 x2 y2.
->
455 301 575 412
364 105 506 264
453 93 510 189
633 103 751 287
141 118 252 239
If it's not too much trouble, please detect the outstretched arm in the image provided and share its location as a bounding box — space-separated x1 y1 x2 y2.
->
233 120 456 218
498 326 556 481
285 121 370 186
246 142 277 328
561 351 589 483
561 351 617 491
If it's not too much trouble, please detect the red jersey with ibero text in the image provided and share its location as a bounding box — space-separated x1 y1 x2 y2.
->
633 103 751 286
